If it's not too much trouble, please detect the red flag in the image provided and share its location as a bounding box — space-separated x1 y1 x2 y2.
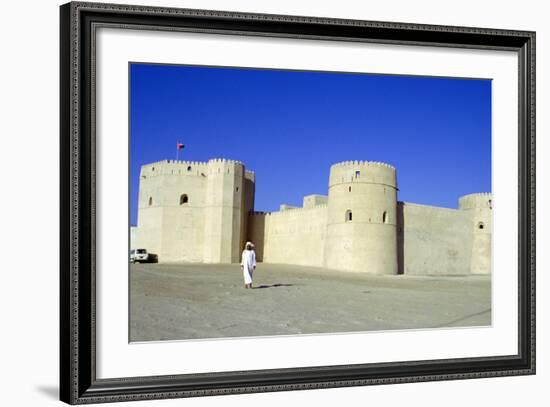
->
177 143 185 150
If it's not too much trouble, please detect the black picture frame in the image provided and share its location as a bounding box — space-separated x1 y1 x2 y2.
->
60 2 536 404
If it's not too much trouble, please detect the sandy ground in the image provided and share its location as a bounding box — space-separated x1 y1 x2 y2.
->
129 263 491 342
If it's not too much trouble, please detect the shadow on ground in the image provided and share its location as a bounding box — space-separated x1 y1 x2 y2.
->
252 283 295 289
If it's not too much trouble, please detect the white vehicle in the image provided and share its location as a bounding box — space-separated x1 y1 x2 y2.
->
130 248 149 263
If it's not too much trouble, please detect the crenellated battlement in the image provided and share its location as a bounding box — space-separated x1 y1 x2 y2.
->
249 202 329 218
142 159 210 167
140 158 250 179
330 160 395 170
460 192 492 198
329 160 397 188
206 158 246 177
140 160 210 177
207 158 244 166
269 204 328 217
458 192 493 210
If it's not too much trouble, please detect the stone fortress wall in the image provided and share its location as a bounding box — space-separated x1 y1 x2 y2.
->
132 158 492 275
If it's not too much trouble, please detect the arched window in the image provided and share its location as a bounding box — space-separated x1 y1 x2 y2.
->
478 221 485 230
355 170 361 178
148 197 153 206
180 194 189 205
187 166 192 171
345 210 352 222
349 186 352 192
383 211 388 224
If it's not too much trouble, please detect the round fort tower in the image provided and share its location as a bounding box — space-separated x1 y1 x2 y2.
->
459 192 493 275
324 161 398 274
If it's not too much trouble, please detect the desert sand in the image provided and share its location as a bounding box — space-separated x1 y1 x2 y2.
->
130 263 491 342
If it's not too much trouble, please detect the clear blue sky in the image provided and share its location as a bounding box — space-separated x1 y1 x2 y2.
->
130 63 491 226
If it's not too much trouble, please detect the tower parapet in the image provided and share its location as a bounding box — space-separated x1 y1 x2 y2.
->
329 161 396 187
459 192 492 210
324 160 398 274
139 160 210 178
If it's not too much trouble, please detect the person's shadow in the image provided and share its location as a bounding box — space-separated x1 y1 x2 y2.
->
252 283 295 289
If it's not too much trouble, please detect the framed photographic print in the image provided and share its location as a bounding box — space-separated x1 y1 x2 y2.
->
60 1 536 404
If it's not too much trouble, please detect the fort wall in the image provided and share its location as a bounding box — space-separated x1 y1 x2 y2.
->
398 202 472 275
248 205 327 267
132 158 492 276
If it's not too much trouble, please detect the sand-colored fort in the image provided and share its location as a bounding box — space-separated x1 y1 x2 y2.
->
131 158 492 275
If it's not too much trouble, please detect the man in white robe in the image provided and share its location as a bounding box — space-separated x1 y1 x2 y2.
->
241 242 256 288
